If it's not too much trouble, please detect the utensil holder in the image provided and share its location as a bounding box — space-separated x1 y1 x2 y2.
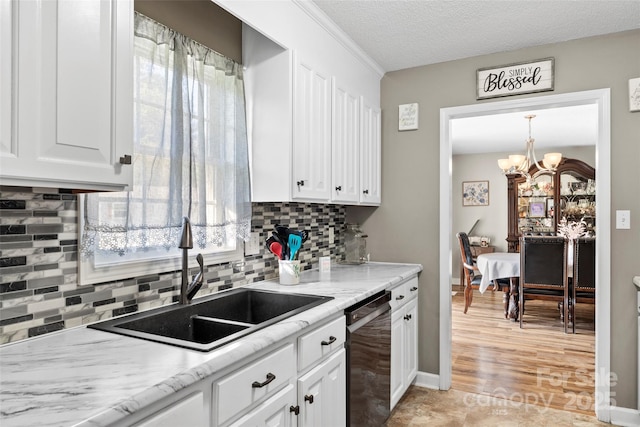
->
279 260 301 285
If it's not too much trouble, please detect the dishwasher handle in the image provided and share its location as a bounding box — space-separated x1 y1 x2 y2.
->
347 302 390 333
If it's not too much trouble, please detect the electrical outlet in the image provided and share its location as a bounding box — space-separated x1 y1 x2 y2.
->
616 210 631 229
328 227 335 245
244 232 260 256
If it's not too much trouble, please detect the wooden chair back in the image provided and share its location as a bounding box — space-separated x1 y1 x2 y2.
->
456 232 479 314
571 237 596 333
519 236 569 332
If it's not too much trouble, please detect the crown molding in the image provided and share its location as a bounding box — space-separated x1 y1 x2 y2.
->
293 0 385 78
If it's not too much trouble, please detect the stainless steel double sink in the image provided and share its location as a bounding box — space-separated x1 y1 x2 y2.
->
89 288 333 351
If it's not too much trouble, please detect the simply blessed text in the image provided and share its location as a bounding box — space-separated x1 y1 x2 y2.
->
483 66 543 93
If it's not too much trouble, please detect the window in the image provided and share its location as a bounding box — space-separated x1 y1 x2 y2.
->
80 13 250 285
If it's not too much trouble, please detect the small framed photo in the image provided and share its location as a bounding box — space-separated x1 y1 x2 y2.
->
629 77 640 112
398 103 419 131
462 181 489 206
546 198 554 218
529 201 546 218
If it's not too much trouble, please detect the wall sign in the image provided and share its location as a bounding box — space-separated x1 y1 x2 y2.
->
629 77 640 112
398 103 419 131
477 58 554 100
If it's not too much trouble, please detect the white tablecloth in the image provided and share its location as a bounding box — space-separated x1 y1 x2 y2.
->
476 252 520 293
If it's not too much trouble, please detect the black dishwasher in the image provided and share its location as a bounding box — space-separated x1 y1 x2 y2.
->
345 290 392 427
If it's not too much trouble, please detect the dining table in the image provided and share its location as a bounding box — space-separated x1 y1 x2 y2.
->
476 248 574 320
476 252 520 319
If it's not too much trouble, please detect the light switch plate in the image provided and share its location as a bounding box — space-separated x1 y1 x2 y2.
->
244 232 260 256
616 210 631 229
328 227 335 245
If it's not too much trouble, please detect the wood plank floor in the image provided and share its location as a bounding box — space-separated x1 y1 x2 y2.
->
451 289 596 416
385 290 601 426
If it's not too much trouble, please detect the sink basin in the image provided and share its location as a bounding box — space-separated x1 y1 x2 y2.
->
88 288 333 351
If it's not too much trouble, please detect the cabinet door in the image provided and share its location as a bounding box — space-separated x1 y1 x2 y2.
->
402 298 418 388
359 98 381 205
0 0 12 160
390 309 405 409
134 392 205 427
229 384 297 427
297 348 346 427
292 52 331 201
1 0 133 191
331 78 360 203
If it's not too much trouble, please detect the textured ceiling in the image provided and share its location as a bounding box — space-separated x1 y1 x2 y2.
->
311 0 635 153
312 0 640 72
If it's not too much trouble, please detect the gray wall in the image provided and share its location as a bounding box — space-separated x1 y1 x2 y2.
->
348 30 640 408
451 145 596 283
134 0 242 63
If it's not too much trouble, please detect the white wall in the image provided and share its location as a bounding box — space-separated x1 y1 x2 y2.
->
451 145 595 283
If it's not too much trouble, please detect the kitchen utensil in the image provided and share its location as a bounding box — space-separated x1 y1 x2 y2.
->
274 225 290 241
271 231 288 259
288 233 302 260
269 242 284 260
290 229 309 243
265 235 278 251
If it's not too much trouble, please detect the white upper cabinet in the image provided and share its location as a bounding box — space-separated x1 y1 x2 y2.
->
226 0 382 206
292 52 332 202
0 0 133 191
331 78 360 204
0 0 13 162
359 98 382 205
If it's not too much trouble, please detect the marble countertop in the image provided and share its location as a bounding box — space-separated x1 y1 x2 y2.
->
0 262 422 427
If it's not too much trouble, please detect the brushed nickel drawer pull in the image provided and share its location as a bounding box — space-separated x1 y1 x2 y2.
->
252 372 276 388
396 295 405 300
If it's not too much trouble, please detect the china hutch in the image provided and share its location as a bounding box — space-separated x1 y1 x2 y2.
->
506 157 595 252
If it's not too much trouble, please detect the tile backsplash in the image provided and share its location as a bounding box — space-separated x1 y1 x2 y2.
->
0 187 345 344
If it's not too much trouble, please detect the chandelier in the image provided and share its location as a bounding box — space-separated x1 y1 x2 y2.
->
497 114 562 182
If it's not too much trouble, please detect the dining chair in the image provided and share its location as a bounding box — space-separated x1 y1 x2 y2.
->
456 232 481 314
571 237 596 333
519 236 569 332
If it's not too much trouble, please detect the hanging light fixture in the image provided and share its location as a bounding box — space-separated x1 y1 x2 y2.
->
497 114 562 182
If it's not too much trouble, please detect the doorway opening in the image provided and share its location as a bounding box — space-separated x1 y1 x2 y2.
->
438 89 611 422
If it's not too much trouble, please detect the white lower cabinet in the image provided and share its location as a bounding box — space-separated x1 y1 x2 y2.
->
228 384 297 427
212 315 346 427
134 392 206 427
214 344 296 426
297 349 346 427
122 317 347 427
390 278 419 409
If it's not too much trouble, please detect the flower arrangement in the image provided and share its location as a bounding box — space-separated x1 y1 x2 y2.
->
519 181 553 196
557 217 587 240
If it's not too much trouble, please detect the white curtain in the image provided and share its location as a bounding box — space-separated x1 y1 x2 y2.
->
82 13 251 257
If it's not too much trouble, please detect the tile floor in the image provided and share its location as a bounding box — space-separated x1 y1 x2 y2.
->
386 386 609 426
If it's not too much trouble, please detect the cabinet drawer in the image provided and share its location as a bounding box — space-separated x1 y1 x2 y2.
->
215 344 295 425
390 276 418 311
298 316 346 372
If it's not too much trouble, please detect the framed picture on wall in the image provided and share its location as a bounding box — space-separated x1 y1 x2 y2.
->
462 181 489 206
529 201 546 218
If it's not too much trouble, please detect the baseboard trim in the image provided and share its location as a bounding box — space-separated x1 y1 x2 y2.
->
413 371 440 390
609 405 640 427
